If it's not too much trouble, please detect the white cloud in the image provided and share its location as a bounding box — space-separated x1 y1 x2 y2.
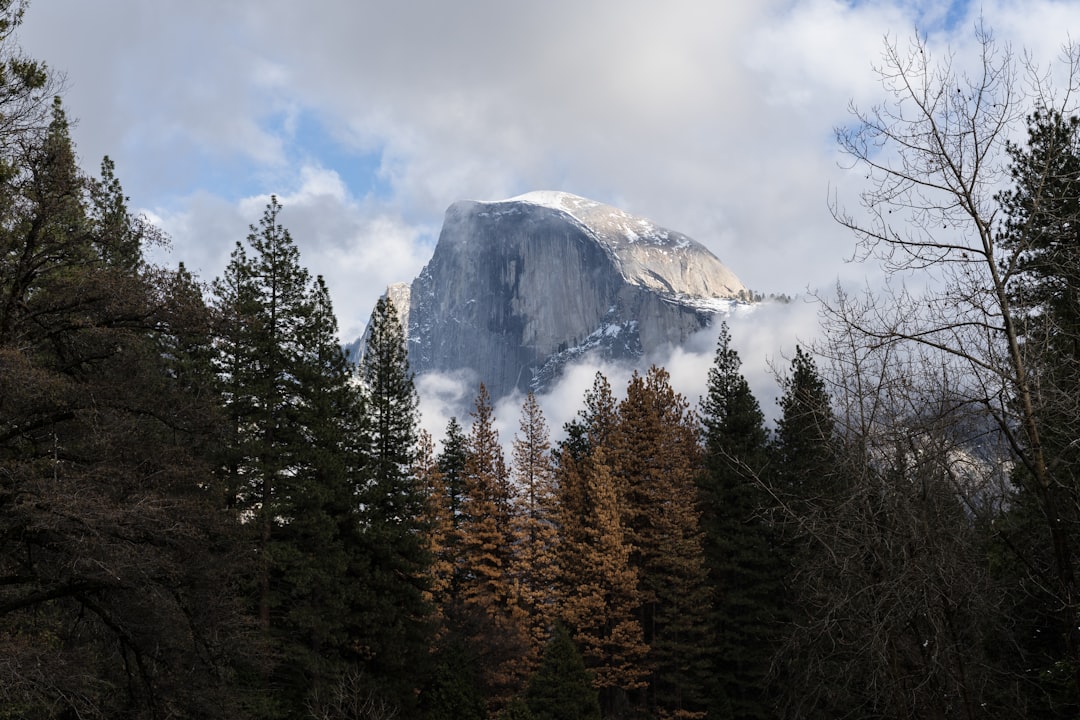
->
16 0 1080 444
146 165 434 339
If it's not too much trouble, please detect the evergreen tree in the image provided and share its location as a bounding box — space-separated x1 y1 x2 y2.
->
272 274 359 708
509 392 560 668
439 416 470 519
615 366 711 717
460 386 514 614
526 624 601 720
213 196 312 630
439 416 470 525
421 635 489 720
459 385 530 710
359 295 419 491
555 373 648 716
994 106 1080 716
353 293 434 711
435 416 470 601
698 323 782 720
768 346 842 717
212 198 362 716
773 346 835 500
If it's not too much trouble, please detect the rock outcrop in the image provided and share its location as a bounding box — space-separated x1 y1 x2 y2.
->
373 191 747 399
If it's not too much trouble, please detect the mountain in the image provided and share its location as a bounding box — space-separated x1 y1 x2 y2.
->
366 191 748 399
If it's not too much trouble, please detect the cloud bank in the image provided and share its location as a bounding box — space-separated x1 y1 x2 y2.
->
15 0 1080 441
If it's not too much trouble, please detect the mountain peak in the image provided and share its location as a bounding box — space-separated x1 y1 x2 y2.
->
368 192 749 398
462 193 745 302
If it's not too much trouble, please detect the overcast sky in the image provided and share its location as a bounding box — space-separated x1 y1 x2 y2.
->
15 0 1080 437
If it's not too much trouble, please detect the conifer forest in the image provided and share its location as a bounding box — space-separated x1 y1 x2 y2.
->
7 4 1080 719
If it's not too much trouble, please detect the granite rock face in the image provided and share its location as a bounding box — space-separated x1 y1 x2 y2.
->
380 191 747 399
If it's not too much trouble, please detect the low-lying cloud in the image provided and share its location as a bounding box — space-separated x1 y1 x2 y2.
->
416 298 823 458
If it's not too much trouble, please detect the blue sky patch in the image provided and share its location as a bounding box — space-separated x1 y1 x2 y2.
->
274 108 391 200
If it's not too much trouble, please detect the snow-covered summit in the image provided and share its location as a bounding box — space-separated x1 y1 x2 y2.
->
505 190 688 247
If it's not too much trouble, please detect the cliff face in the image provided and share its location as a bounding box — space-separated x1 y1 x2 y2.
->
382 191 747 398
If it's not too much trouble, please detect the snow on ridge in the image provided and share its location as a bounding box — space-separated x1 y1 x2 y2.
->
506 190 590 212
498 191 674 249
470 191 747 300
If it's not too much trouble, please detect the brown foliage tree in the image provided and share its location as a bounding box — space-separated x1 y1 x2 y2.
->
457 384 529 710
614 366 710 718
555 373 649 717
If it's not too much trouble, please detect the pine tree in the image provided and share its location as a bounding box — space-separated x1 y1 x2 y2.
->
359 295 419 490
460 386 513 612
554 373 648 716
768 346 843 717
774 346 837 505
212 198 364 716
213 197 312 633
272 274 358 705
458 385 529 710
434 416 470 602
994 106 1080 716
698 323 783 720
353 293 434 711
439 416 470 519
615 366 711 718
509 392 560 668
526 624 601 720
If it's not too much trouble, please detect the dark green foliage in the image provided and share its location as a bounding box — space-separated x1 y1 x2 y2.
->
438 416 470 525
499 698 535 720
212 198 366 716
697 323 782 720
769 346 837 714
998 107 1080 519
359 295 419 488
993 106 1080 716
983 485 1078 719
353 293 435 711
774 346 835 500
525 625 600 720
422 636 489 720
432 415 469 602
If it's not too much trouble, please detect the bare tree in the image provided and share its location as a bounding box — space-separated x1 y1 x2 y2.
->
778 288 1019 719
821 21 1080 708
307 668 399 720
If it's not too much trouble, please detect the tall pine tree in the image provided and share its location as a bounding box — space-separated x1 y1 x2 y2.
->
509 392 560 669
993 105 1080 716
212 198 362 717
434 416 470 604
353 294 434 711
615 366 711 718
555 373 648 717
774 345 837 507
458 385 529 711
698 323 782 720
769 346 842 718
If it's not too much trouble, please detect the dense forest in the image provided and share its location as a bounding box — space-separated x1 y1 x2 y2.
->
5 4 1080 719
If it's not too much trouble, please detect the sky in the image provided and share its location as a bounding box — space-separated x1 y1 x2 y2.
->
15 0 1080 441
